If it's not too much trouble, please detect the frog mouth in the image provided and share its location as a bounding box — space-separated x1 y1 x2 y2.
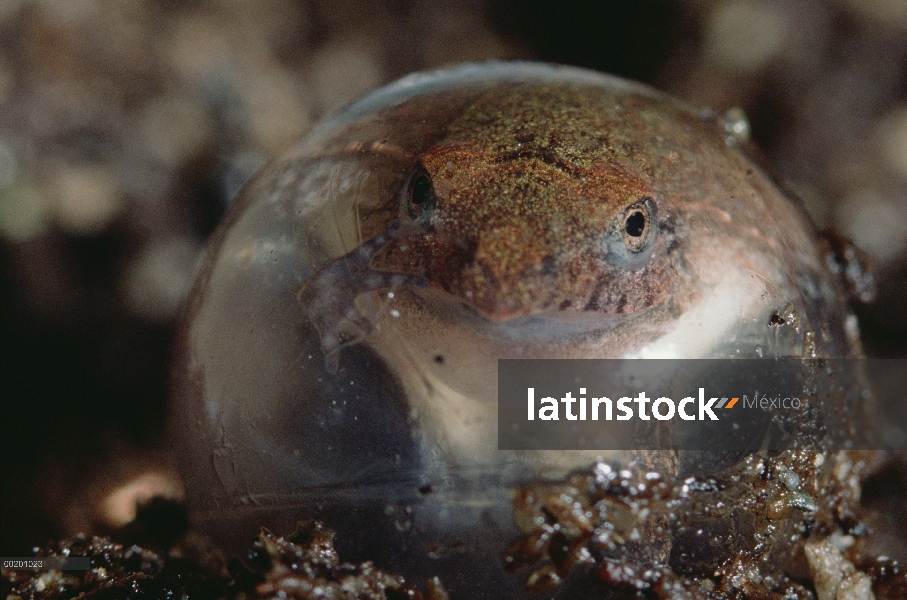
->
439 270 654 325
377 284 650 344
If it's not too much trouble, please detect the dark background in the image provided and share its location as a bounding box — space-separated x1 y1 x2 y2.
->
3 0 906 554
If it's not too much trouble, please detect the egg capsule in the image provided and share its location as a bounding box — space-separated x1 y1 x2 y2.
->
169 62 857 598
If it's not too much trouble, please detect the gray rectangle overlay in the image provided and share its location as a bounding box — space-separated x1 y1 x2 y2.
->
2 557 91 570
498 359 907 451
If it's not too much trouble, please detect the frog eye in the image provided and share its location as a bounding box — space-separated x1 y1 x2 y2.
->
404 165 437 222
622 198 654 253
605 197 657 268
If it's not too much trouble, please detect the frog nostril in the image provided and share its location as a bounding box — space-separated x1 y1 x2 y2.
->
541 254 558 275
625 211 645 237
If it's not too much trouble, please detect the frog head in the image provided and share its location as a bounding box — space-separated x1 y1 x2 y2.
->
372 111 673 323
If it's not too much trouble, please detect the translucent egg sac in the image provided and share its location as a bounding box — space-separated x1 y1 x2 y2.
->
169 62 857 598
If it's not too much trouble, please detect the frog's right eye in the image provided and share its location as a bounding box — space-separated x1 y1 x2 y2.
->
605 197 658 268
621 200 654 253
405 165 437 223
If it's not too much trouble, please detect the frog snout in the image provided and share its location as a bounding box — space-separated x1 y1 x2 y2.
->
456 225 561 320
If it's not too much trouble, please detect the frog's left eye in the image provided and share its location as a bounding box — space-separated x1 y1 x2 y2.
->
606 197 657 268
404 164 437 223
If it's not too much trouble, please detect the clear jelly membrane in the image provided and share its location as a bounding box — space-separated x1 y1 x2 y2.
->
170 62 858 598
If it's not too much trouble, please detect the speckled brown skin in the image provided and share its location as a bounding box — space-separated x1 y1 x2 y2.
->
298 71 851 364
371 84 679 321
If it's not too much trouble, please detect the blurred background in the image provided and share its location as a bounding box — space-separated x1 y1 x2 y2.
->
2 0 906 555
